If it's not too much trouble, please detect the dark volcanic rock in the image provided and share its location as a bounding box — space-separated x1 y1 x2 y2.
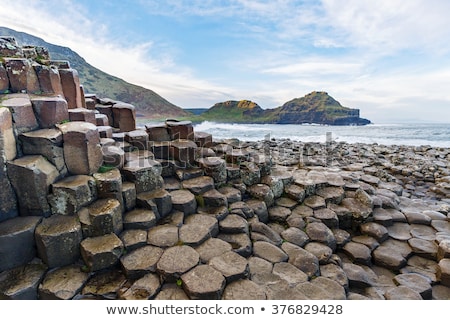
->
181 265 226 300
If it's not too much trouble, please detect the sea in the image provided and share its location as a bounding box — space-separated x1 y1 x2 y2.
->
190 122 450 148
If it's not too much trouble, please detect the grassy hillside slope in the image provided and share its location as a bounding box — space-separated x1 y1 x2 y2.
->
0 26 190 119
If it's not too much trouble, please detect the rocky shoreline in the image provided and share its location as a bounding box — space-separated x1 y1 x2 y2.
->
2 135 450 300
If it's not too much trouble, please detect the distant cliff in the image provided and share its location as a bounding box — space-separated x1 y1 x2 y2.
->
199 100 266 122
0 26 190 119
199 92 371 125
268 91 371 125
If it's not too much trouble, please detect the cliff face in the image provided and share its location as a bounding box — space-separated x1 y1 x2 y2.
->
200 92 371 125
271 91 371 125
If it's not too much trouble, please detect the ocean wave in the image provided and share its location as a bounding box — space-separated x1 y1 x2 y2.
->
193 121 267 132
192 122 450 147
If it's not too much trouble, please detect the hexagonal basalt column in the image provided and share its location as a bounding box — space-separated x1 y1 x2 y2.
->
7 155 59 216
166 120 194 140
0 107 18 221
0 262 47 300
149 141 170 160
80 198 123 237
0 107 17 161
120 245 164 279
181 265 226 299
240 162 261 186
96 104 114 127
33 64 64 95
31 96 69 128
0 63 9 93
0 216 42 272
136 188 172 219
0 94 39 135
170 189 197 215
19 128 67 175
35 215 82 268
122 159 163 193
112 102 136 132
194 131 213 148
122 181 136 211
85 95 97 110
145 123 170 141
170 139 197 168
97 126 113 139
248 184 274 208
157 245 200 281
181 176 215 195
4 58 40 93
68 108 97 125
38 265 90 300
198 157 227 184
93 168 123 202
102 145 125 168
438 259 450 287
80 233 124 272
225 149 250 164
125 129 148 150
179 214 219 246
95 113 109 126
47 175 97 216
59 68 82 108
57 121 103 175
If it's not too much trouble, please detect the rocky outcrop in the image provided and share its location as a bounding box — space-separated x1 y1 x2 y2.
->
0 26 191 119
200 92 371 126
0 37 449 301
273 91 371 125
200 100 265 123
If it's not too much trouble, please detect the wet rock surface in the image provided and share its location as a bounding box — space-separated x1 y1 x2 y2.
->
1 134 450 300
2 135 450 300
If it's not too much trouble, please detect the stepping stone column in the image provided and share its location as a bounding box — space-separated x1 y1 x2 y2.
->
35 215 82 268
58 121 103 175
0 216 41 272
7 155 59 216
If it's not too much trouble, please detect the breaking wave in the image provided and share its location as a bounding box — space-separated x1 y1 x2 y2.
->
193 122 450 148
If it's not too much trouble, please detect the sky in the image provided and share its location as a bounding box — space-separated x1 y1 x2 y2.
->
1 0 450 123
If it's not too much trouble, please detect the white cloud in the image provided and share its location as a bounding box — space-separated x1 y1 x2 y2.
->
263 59 363 76
321 0 450 54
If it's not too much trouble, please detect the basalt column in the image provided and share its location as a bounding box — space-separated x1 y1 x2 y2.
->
57 121 103 175
0 108 18 221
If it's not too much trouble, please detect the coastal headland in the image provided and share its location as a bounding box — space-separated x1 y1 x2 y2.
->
193 92 371 126
0 37 449 300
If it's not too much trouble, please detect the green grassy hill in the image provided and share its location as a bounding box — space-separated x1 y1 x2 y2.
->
273 91 370 125
198 100 265 122
0 26 190 119
193 91 371 125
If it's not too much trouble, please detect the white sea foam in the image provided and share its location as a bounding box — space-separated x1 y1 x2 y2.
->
193 122 450 148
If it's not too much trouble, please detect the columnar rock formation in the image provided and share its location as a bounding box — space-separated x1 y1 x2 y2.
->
1 37 450 300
